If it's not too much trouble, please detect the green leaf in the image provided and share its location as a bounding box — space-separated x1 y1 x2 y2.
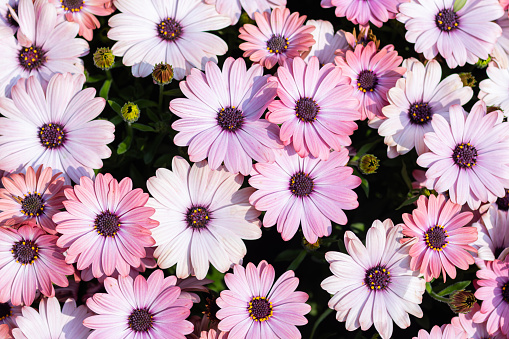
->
110 116 123 125
117 135 132 155
437 281 471 296
350 222 365 232
162 88 182 97
309 308 333 339
396 195 419 210
134 99 157 109
99 79 112 100
401 160 413 190
86 74 105 83
146 108 160 123
453 0 467 12
356 139 380 158
286 250 306 271
360 176 369 197
131 123 155 132
107 100 122 115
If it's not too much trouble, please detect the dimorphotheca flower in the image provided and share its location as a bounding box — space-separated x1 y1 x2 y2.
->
204 0 286 25
479 63 509 116
302 19 349 65
320 0 404 28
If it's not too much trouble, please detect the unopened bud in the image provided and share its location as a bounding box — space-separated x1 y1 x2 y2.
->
449 290 477 314
152 62 174 85
459 72 476 88
359 154 379 175
93 47 115 71
121 102 140 124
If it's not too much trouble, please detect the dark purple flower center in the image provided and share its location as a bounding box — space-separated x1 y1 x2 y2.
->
38 123 66 149
289 172 314 197
364 265 391 290
436 9 459 32
266 34 289 54
94 211 120 237
496 190 509 211
217 106 244 132
248 296 273 321
0 303 12 321
6 5 18 27
128 308 153 332
20 192 45 216
425 225 449 250
502 282 509 303
452 143 477 169
18 46 46 71
408 102 432 125
186 206 210 230
157 17 182 42
12 239 38 265
295 97 319 123
60 0 84 12
357 70 378 92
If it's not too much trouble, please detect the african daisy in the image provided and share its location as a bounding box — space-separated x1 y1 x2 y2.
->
204 0 286 25
320 0 405 28
413 324 466 339
472 203 509 266
451 303 505 339
238 7 315 69
0 302 21 330
216 260 311 338
302 20 349 65
491 13 509 69
322 219 425 339
0 324 11 339
0 0 19 35
479 63 509 116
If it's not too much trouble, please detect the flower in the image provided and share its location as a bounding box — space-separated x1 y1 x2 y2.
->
479 63 509 116
397 0 504 69
187 315 229 339
451 303 505 338
0 302 21 329
147 156 262 280
359 154 379 174
49 0 115 41
0 0 88 97
12 297 92 339
238 7 315 69
0 166 68 234
249 146 361 243
401 194 477 282
473 256 509 335
0 0 19 35
491 13 509 68
322 219 425 339
121 102 140 124
170 57 281 176
84 270 194 338
266 56 359 160
152 62 173 85
0 324 11 339
320 0 404 28
0 73 114 184
335 41 405 120
378 58 473 158
417 101 509 209
413 324 466 339
93 47 115 71
448 290 477 314
301 20 349 65
107 0 230 80
0 224 73 306
216 260 311 338
204 0 286 25
53 173 157 279
472 203 509 266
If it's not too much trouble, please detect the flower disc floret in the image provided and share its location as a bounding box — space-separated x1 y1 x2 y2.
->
435 9 459 31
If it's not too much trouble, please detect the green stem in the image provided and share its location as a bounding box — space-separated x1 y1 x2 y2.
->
427 288 450 303
158 85 164 115
286 250 306 271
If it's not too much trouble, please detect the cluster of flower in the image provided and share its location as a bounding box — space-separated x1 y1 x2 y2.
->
0 0 509 338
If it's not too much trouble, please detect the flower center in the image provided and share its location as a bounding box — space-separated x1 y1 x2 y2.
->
289 172 314 197
18 46 46 71
128 308 153 332
248 296 273 321
266 34 289 54
357 70 378 92
94 211 120 237
502 282 509 303
436 9 459 32
0 303 12 321
60 0 84 12
38 123 66 149
408 102 432 125
12 239 38 265
6 5 18 27
295 97 319 123
186 206 210 230
496 190 509 211
364 265 391 290
157 17 182 42
452 143 477 169
425 225 449 250
217 106 244 132
19 192 45 216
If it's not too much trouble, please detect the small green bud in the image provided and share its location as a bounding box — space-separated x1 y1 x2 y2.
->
459 72 476 88
93 47 115 71
475 55 491 69
302 237 320 251
359 154 380 175
449 290 477 314
121 102 140 124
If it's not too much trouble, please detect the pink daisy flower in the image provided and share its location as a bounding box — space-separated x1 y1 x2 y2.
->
12 297 92 339
170 57 281 176
53 173 157 279
0 0 88 97
238 7 315 69
0 0 19 35
249 146 361 243
0 73 114 184
320 0 404 28
0 224 73 306
48 0 115 41
84 270 194 338
417 101 509 209
472 203 509 266
479 63 509 116
491 13 509 69
0 302 21 330
401 194 477 282
216 260 311 338
204 0 286 25
473 256 509 335
321 219 425 339
451 303 505 339
0 166 68 234
266 56 359 160
378 58 473 158
335 41 405 120
146 156 262 280
302 20 349 65
0 324 11 339
413 324 466 339
108 0 230 80
397 0 504 69
188 315 229 339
